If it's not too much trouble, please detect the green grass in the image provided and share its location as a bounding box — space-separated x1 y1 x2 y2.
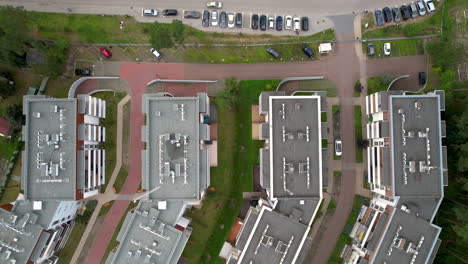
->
113 168 128 193
321 112 327 122
182 80 279 264
0 179 21 204
101 201 139 264
98 201 114 217
327 199 337 211
56 222 87 264
92 92 125 193
354 106 363 163
0 137 19 160
367 75 394 94
332 105 340 114
363 39 425 58
332 105 341 160
327 196 369 263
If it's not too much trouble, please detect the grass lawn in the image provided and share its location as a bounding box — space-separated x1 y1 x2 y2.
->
363 39 425 58
0 179 21 204
92 92 126 193
327 199 337 211
299 79 337 97
182 79 279 264
113 168 128 193
0 137 20 160
354 106 363 163
101 201 139 264
56 222 87 264
327 196 369 263
332 105 341 160
99 201 114 217
367 75 394 94
321 112 327 122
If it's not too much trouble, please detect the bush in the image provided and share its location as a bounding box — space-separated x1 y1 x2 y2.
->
32 39 69 77
5 104 23 130
367 74 394 94
0 71 16 98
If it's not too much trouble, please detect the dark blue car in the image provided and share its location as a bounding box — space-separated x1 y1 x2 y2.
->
375 9 384 26
276 16 283 30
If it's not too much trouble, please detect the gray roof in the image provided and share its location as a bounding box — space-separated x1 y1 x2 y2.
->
236 207 260 250
259 91 285 114
23 96 77 200
0 208 44 264
389 95 444 198
141 94 206 201
238 208 308 264
12 201 73 229
371 207 441 264
275 199 320 226
269 96 322 199
107 201 190 264
397 197 441 222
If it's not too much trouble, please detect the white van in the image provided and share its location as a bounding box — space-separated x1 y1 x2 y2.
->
143 9 158 16
150 48 162 59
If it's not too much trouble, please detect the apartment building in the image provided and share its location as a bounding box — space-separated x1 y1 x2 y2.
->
343 91 447 264
22 95 107 200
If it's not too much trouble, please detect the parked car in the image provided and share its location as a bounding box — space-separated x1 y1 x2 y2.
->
400 5 411 20
424 0 436 13
285 15 292 30
220 11 227 28
227 13 235 28
367 43 375 56
335 139 342 156
268 16 275 29
184 11 201 19
260 15 267 31
409 3 418 18
301 16 309 31
392 7 401 22
276 16 283 30
202 10 210 27
206 1 222 8
99 47 112 58
417 1 426 16
384 42 391 55
162 9 177 16
266 47 280 58
383 7 393 22
75 68 91 76
143 9 158 16
302 44 314 58
419 72 427 85
211 11 218 26
150 48 162 59
252 14 259 29
293 17 300 31
235 13 242 28
375 9 384 26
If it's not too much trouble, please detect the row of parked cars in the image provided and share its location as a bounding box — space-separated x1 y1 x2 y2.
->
374 0 436 25
202 11 242 28
266 44 314 59
252 15 308 31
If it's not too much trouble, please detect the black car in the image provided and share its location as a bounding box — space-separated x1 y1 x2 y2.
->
235 13 242 28
162 9 177 16
301 17 309 31
266 47 280 58
302 44 314 58
260 15 267 31
383 7 393 22
184 11 201 19
367 43 375 56
276 16 283 30
202 10 210 27
400 5 411 20
75 68 91 76
375 9 384 26
392 7 401 23
419 72 427 85
252 14 259 29
220 11 227 28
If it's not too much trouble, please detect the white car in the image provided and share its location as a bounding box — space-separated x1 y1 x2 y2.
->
384 43 391 56
228 13 235 28
417 1 426 16
424 0 436 13
150 48 162 59
293 17 300 31
268 17 274 29
143 9 158 16
335 139 342 156
285 15 292 30
207 1 222 8
211 11 218 26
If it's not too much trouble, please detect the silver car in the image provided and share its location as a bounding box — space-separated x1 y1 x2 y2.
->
417 1 426 16
211 11 218 26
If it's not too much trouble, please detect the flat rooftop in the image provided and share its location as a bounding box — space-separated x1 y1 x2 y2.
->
269 96 322 199
238 207 308 264
107 201 189 264
372 207 441 264
389 95 443 197
23 96 77 200
142 95 200 201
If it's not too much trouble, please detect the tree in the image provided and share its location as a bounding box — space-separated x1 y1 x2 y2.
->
216 77 240 109
149 22 174 49
357 138 369 149
0 6 31 67
5 104 24 130
32 39 69 77
452 207 468 245
171 20 185 44
0 70 16 98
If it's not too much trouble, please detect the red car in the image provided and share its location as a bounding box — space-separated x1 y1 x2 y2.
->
99 47 112 58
